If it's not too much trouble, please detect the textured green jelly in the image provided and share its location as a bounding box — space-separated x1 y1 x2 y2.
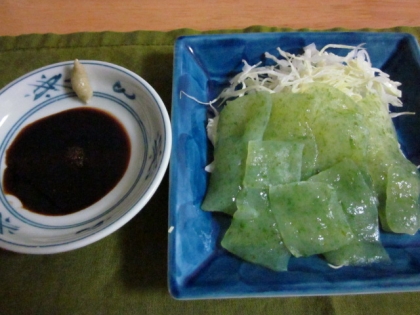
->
269 182 354 257
243 140 304 188
385 163 420 235
358 94 404 201
303 84 369 173
357 95 420 233
201 92 272 214
221 188 291 271
263 92 318 179
309 159 389 266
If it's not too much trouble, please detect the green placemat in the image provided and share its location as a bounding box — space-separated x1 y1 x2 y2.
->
1 26 420 315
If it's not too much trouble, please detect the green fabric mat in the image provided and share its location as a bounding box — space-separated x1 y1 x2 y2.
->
1 26 420 315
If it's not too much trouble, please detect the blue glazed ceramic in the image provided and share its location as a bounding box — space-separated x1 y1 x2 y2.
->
168 32 420 299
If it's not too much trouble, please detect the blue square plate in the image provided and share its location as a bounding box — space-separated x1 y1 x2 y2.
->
168 31 420 299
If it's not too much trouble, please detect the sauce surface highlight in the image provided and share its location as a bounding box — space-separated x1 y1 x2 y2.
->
3 107 131 216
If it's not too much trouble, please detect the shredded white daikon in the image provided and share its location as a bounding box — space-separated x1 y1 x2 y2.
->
216 43 402 110
328 263 344 269
206 115 219 146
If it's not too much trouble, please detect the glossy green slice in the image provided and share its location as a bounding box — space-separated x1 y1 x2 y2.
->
308 159 389 266
358 94 405 202
303 84 369 173
356 94 420 233
384 162 420 235
269 182 354 257
243 140 304 188
308 159 379 242
263 92 318 179
221 188 291 271
201 92 272 214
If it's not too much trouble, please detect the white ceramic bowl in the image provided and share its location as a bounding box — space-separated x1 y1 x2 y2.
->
0 60 171 254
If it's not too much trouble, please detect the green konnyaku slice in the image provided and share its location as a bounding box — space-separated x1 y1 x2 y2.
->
269 181 354 257
308 159 379 242
243 140 304 188
303 84 369 173
221 188 291 271
308 159 390 266
263 92 318 179
201 92 272 214
384 163 420 235
357 95 420 232
358 94 405 201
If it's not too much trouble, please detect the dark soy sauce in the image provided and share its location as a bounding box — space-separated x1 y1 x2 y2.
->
3 107 131 216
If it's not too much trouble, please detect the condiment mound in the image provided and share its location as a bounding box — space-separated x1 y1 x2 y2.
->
0 60 171 254
3 107 131 216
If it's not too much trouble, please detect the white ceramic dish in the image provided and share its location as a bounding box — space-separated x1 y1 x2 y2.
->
0 60 171 254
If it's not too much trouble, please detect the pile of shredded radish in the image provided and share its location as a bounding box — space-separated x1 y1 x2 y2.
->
194 43 408 150
214 43 402 108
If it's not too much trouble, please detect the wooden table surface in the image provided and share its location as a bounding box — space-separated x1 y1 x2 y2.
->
1 0 420 36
